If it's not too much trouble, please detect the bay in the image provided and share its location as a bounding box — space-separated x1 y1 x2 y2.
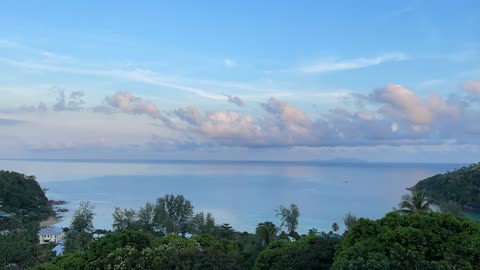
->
0 159 463 233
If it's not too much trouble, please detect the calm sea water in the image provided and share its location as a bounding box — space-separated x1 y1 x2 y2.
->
0 160 463 233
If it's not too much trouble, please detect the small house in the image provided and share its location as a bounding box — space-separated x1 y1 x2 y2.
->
38 226 65 244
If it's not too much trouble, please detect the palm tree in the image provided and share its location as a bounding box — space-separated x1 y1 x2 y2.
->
398 190 432 214
256 222 278 247
331 222 339 233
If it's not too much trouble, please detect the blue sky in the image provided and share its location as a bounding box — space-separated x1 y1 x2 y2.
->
0 1 479 162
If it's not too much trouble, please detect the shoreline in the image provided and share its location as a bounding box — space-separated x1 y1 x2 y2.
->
39 215 61 227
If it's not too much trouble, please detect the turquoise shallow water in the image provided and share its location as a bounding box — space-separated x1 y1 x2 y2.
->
0 160 463 233
464 211 480 221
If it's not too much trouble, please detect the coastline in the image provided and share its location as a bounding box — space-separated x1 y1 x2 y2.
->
39 215 61 227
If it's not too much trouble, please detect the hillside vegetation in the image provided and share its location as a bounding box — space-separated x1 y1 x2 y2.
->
413 163 480 210
0 170 51 220
0 171 55 269
332 212 480 269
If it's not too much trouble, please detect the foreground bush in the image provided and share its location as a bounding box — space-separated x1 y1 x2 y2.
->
254 234 340 270
332 212 480 270
33 232 241 270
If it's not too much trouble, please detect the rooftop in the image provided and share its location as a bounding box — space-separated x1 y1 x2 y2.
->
38 226 63 236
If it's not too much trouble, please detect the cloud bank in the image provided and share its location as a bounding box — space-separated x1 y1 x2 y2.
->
3 81 480 156
168 82 479 148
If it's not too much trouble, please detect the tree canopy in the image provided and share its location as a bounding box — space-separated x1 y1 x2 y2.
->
275 203 299 236
64 201 96 253
332 212 480 270
254 234 340 270
112 194 196 236
34 231 242 270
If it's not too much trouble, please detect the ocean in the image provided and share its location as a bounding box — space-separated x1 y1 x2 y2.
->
0 159 463 233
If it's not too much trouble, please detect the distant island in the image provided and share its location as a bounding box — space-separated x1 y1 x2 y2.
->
413 163 480 211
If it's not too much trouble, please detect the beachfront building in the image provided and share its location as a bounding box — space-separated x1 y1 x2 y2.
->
38 226 65 244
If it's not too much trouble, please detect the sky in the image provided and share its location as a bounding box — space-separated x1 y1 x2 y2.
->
0 1 479 163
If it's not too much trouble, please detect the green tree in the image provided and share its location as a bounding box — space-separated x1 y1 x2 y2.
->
275 203 300 235
137 202 155 233
332 212 480 269
31 252 84 270
191 212 216 235
331 222 339 233
218 223 235 239
64 201 95 253
307 228 318 236
153 194 194 235
343 212 358 231
256 222 278 248
85 230 152 268
254 235 340 270
112 207 138 231
235 232 263 269
398 190 432 214
0 228 54 269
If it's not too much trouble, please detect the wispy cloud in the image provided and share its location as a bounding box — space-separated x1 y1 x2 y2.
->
296 53 408 73
416 79 446 90
0 58 226 100
223 59 237 68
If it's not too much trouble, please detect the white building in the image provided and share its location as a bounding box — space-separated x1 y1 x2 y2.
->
38 226 65 244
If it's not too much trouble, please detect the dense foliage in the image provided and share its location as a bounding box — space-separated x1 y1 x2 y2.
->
275 204 300 238
332 212 480 269
0 170 51 220
64 201 96 253
0 171 54 269
414 163 480 210
254 234 340 270
112 194 196 236
33 231 243 270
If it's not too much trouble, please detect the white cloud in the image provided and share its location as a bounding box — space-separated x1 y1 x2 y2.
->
166 83 480 148
97 91 176 128
297 53 408 73
369 84 434 125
